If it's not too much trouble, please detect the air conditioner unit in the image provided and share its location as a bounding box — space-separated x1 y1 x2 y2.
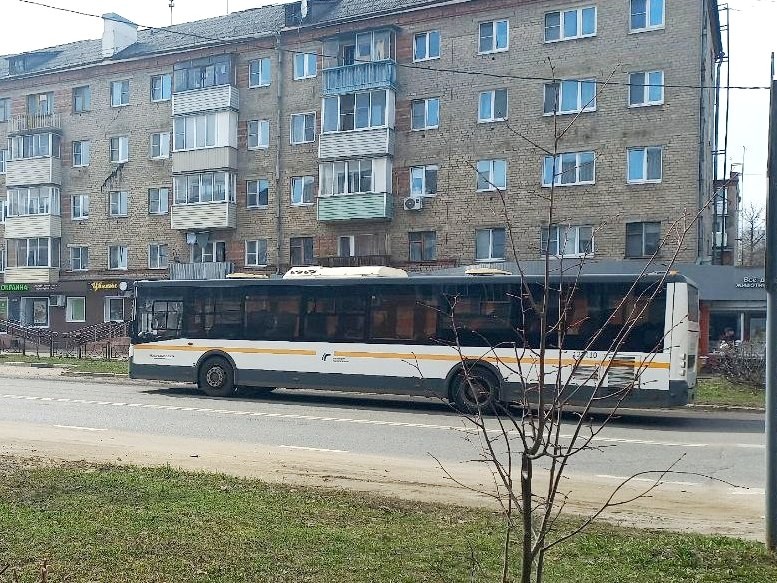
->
50 294 66 308
403 196 423 211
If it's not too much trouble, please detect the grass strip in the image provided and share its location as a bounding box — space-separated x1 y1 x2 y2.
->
0 460 775 582
695 376 765 409
0 354 128 375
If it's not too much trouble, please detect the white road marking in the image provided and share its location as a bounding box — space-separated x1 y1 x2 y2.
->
53 424 107 432
595 474 700 487
279 445 349 453
730 487 764 496
736 444 765 449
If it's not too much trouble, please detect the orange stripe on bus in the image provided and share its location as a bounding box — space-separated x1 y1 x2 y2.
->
133 344 316 356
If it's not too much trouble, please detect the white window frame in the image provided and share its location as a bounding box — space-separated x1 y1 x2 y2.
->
628 70 665 107
541 225 594 258
173 114 219 152
543 80 597 115
319 159 374 196
478 89 508 122
413 31 441 62
72 140 90 167
7 187 61 217
148 188 169 215
478 19 509 54
248 120 270 149
293 52 317 80
109 191 129 217
630 0 665 32
627 146 663 184
475 227 506 262
71 194 89 221
173 172 237 205
104 297 125 323
110 80 130 107
542 151 596 187
291 176 315 206
69 245 89 271
109 136 129 163
411 98 440 130
0 148 7 174
148 243 169 270
108 245 128 270
247 179 269 208
410 165 438 196
249 58 272 88
544 7 597 43
322 90 388 133
150 73 172 102
150 132 170 159
245 239 268 267
66 297 86 323
290 112 316 144
476 159 507 191
196 241 226 263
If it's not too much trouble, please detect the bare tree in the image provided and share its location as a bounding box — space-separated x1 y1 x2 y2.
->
739 202 766 267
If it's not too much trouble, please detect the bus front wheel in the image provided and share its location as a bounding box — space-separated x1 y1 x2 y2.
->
198 357 236 397
451 367 498 414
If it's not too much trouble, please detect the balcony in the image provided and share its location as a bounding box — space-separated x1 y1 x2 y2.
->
319 128 394 160
5 157 62 187
173 147 238 174
170 201 237 230
3 267 59 285
172 85 239 116
317 255 392 268
4 215 61 239
317 192 393 222
169 261 234 280
9 113 62 135
322 60 397 96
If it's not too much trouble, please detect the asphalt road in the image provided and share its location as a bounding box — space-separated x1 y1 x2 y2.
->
0 368 767 538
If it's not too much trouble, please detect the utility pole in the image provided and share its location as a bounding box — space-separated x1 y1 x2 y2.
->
765 53 777 551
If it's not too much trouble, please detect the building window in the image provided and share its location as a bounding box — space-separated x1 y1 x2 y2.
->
110 80 130 107
0 98 9 122
150 132 170 159
630 0 664 32
27 92 53 116
476 159 507 191
15 238 59 268
629 71 664 106
0 247 5 272
293 52 317 80
319 159 373 196
150 73 172 102
541 225 594 257
0 149 6 174
409 231 437 262
66 297 86 323
478 89 508 122
411 98 440 130
247 179 269 208
248 120 270 149
10 133 61 160
72 86 91 113
72 140 91 167
291 176 315 205
108 245 128 270
7 187 60 217
148 188 170 215
104 297 125 323
544 7 597 42
149 243 169 269
338 234 385 257
543 80 597 115
410 165 438 196
290 237 315 266
109 191 128 217
627 146 663 183
322 90 387 132
245 240 268 267
194 241 226 263
542 152 596 186
173 113 218 151
413 31 440 61
626 222 661 257
173 172 236 204
109 136 129 163
71 194 89 220
249 57 272 87
478 19 509 54
69 246 89 271
173 55 233 92
291 112 316 144
475 228 506 262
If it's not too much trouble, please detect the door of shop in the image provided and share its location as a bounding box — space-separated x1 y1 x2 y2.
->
21 297 50 328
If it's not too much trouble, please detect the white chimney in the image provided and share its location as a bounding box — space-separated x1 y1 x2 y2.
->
102 13 138 59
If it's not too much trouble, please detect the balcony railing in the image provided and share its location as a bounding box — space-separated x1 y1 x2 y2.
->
172 85 239 116
317 192 393 222
317 255 392 268
319 128 394 160
9 113 62 134
322 60 397 96
168 261 235 280
170 201 237 230
5 157 62 187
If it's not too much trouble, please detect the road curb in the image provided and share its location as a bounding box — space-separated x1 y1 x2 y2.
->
689 404 765 413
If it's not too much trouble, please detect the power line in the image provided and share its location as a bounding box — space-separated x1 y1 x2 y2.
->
12 0 772 91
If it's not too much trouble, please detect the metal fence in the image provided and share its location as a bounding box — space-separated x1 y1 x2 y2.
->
0 320 130 360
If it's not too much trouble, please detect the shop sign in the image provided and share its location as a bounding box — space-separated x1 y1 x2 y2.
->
0 283 30 293
736 277 766 289
90 281 129 293
32 284 58 292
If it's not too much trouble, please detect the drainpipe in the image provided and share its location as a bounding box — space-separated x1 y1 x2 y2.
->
697 0 709 263
275 32 284 274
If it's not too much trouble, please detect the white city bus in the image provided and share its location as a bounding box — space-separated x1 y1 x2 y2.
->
130 267 699 410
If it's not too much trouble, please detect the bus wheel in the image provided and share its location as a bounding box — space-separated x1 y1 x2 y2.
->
451 368 498 414
198 357 236 397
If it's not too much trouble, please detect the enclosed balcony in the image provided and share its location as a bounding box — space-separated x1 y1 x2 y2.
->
9 112 62 135
172 85 239 116
317 192 393 222
171 172 237 230
171 201 236 231
4 187 61 238
4 214 62 239
321 29 396 96
322 60 397 96
172 146 238 173
168 261 234 280
3 266 59 285
4 237 60 284
5 133 62 187
319 127 394 160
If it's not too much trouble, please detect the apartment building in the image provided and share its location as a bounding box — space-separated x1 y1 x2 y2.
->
0 0 724 330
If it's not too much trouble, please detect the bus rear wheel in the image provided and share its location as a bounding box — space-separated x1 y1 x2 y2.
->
451 368 498 414
198 357 236 397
